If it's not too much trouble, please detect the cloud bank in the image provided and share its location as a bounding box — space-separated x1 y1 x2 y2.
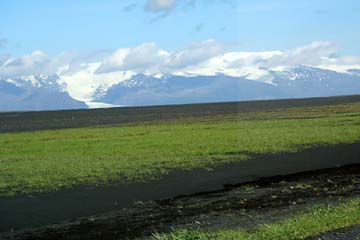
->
1 40 360 101
96 39 229 74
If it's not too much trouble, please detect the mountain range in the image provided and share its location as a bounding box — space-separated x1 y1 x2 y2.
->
1 65 360 111
93 66 360 106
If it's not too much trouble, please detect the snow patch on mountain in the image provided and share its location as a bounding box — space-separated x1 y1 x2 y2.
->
85 101 121 109
348 69 360 76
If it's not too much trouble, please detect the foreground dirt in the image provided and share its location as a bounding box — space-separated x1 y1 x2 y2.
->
306 225 360 240
1 164 359 240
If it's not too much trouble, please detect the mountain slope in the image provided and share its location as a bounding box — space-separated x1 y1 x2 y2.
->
270 66 360 98
94 74 284 106
0 75 88 111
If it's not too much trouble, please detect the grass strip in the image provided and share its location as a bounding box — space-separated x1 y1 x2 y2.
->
0 103 360 196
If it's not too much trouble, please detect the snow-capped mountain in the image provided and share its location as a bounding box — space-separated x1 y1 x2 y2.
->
0 75 87 111
94 66 360 106
269 66 360 98
348 69 360 76
94 74 283 106
1 66 360 111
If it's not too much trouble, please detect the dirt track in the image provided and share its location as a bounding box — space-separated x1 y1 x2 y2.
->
306 225 360 240
1 163 360 240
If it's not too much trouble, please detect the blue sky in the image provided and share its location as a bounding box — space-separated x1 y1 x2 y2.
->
1 0 360 56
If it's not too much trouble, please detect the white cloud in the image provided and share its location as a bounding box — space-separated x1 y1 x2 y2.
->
165 41 360 79
179 51 282 79
0 51 50 77
257 41 337 68
164 39 228 69
96 39 229 75
144 0 177 13
143 0 237 14
0 54 11 65
96 42 167 74
0 50 80 79
142 0 209 21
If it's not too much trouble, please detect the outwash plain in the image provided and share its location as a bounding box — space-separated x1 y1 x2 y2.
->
1 95 360 240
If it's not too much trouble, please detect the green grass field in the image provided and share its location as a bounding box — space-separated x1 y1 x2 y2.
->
1 103 360 197
152 198 360 240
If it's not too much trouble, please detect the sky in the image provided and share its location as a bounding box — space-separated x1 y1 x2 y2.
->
1 0 360 101
1 0 360 56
